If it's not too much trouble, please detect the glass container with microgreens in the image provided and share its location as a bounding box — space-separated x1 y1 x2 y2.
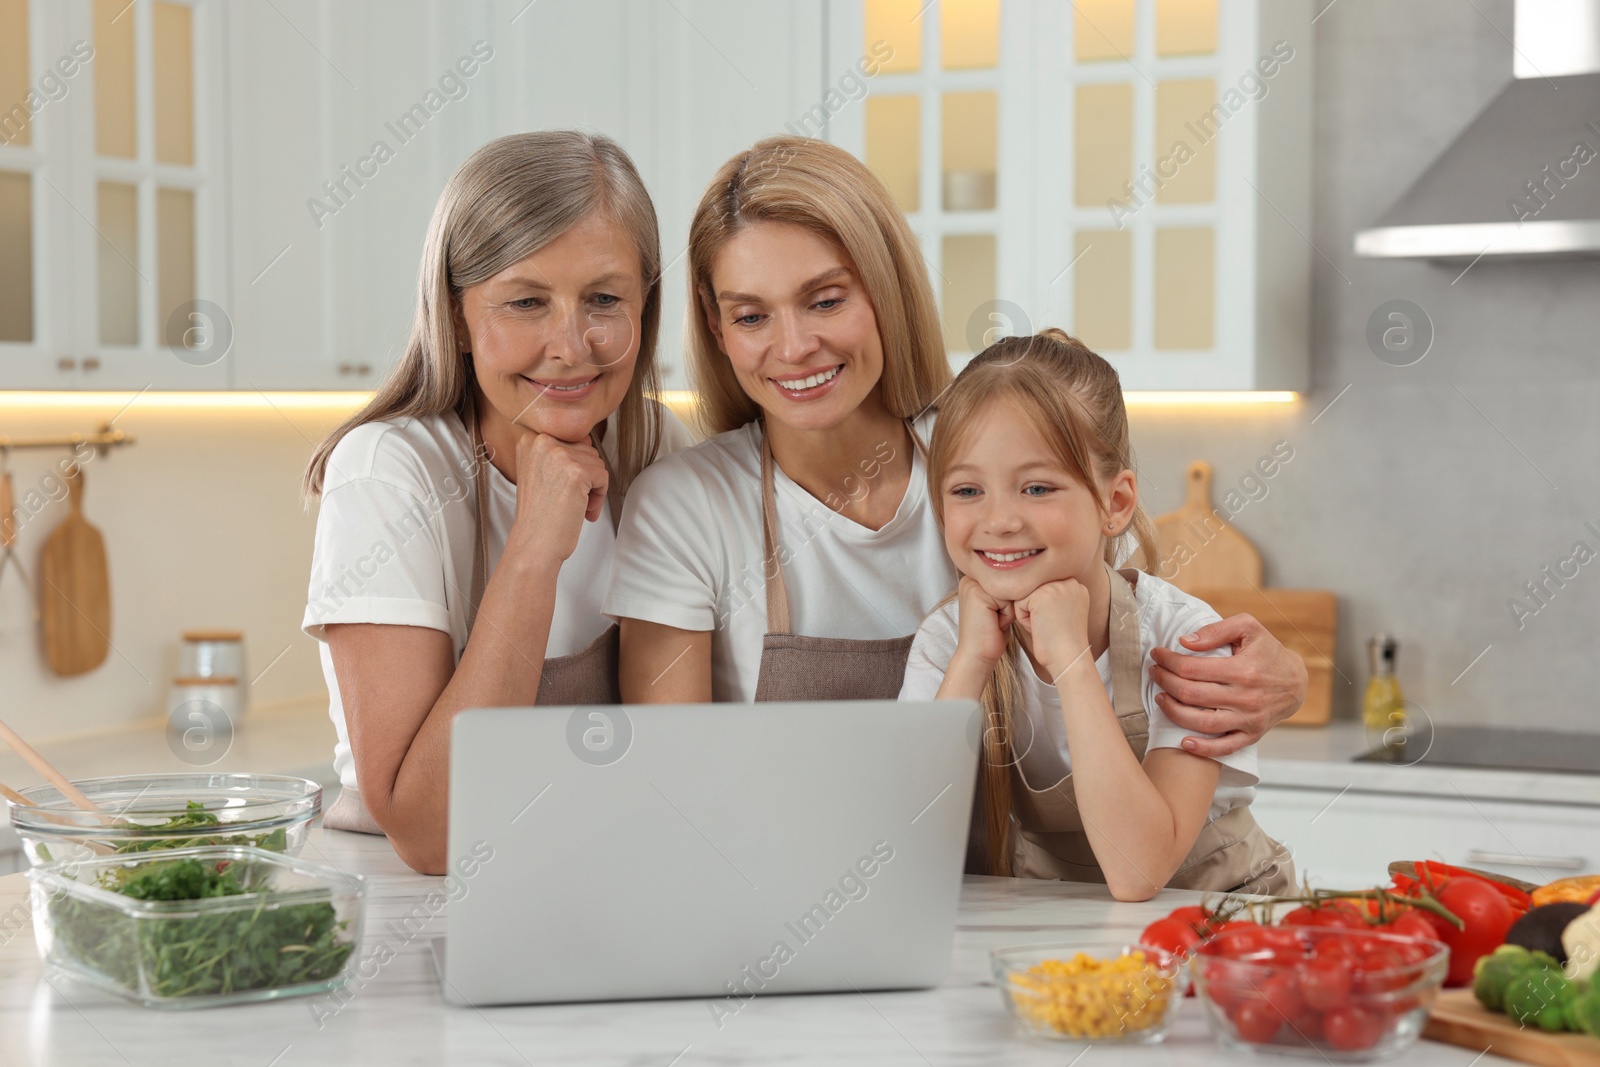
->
28 845 364 1008
10 772 321 868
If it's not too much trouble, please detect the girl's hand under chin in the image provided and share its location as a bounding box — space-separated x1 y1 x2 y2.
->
1014 579 1092 683
953 575 1013 670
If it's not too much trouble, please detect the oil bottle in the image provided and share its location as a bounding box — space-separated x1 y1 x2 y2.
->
1363 633 1406 741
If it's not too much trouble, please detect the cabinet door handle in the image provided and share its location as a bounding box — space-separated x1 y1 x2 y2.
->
1465 849 1585 871
57 358 76 372
82 357 100 371
357 363 370 375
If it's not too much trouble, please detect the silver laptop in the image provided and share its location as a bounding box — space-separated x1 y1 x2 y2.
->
438 699 979 1008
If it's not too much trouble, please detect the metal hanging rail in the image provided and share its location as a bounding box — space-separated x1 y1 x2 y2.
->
0 424 136 455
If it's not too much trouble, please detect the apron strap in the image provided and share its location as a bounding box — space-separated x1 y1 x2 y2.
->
758 417 927 637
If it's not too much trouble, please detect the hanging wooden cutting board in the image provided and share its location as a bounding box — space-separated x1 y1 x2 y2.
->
1425 989 1600 1066
39 464 111 676
1142 460 1263 589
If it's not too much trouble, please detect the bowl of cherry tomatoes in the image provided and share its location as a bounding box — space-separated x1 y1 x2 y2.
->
1189 925 1448 1061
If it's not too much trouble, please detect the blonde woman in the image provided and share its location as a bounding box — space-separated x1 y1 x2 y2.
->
303 132 693 874
607 136 1307 746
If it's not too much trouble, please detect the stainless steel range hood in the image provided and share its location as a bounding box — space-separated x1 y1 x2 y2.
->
1354 0 1600 260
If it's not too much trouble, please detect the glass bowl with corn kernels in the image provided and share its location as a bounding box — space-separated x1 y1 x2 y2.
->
990 942 1184 1044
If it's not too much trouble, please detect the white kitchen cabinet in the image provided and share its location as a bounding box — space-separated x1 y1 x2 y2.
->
1253 784 1600 889
1 0 230 390
4 0 822 392
828 0 1313 389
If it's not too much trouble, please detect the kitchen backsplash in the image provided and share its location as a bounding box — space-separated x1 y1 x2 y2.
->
1 0 1595 741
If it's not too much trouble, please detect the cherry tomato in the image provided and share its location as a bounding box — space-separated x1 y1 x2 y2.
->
1140 917 1203 957
1280 906 1324 928
1204 962 1246 1011
1315 901 1370 930
1432 878 1516 987
1260 973 1304 1021
1218 924 1269 960
1353 946 1410 994
1296 958 1353 1011
1324 1005 1386 1051
1291 1009 1325 1041
1257 926 1307 961
1232 999 1283 1044
1167 904 1213 927
1389 911 1437 942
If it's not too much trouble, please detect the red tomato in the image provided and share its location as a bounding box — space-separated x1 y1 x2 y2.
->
1432 878 1516 987
1280 906 1323 927
1389 911 1437 942
1353 946 1411 994
1204 962 1246 1011
1291 1009 1325 1041
1296 958 1353 1011
1257 926 1306 958
1312 935 1358 962
1219 924 1269 960
1260 973 1303 1021
1232 999 1283 1044
1140 917 1202 957
1316 901 1370 930
1324 1005 1386 1051
1167 904 1213 927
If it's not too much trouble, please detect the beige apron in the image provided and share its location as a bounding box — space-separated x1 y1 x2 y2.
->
1008 564 1295 895
323 421 623 835
751 422 924 702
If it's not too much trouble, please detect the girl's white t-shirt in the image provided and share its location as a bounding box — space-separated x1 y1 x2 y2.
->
302 403 694 790
899 572 1259 822
602 412 957 702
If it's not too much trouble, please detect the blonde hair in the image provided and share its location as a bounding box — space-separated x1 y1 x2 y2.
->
303 130 664 498
685 136 950 435
926 328 1160 876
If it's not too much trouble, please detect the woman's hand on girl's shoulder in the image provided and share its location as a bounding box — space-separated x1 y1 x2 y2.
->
1015 579 1092 683
952 576 1012 671
505 432 610 566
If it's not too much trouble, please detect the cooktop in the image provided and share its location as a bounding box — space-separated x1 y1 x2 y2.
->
1355 725 1600 775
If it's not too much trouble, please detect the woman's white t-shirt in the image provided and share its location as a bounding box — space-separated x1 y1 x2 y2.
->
602 412 957 702
303 403 694 790
899 572 1259 822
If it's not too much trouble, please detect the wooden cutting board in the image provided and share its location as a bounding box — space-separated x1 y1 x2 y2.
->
1425 989 1600 1066
1182 587 1338 726
39 464 110 676
1145 460 1263 590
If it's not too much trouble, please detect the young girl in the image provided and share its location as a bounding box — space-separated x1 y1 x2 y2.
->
900 329 1292 901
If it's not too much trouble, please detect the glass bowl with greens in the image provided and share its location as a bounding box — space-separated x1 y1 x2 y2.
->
10 773 321 868
29 845 363 1008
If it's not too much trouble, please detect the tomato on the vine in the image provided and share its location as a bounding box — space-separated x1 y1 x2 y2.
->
1140 917 1202 957
1389 910 1437 942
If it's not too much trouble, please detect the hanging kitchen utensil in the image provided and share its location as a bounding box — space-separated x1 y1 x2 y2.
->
39 462 111 677
1140 460 1263 590
0 448 40 620
0 717 100 811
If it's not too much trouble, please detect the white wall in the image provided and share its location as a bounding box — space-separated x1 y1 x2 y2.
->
0 400 345 741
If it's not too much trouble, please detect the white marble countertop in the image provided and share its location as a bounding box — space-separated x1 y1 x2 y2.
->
1257 722 1600 807
0 827 1513 1067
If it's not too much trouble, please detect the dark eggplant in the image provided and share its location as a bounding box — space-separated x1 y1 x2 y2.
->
1504 902 1592 963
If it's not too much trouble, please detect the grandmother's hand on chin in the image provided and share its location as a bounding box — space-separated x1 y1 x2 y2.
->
1149 613 1308 758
